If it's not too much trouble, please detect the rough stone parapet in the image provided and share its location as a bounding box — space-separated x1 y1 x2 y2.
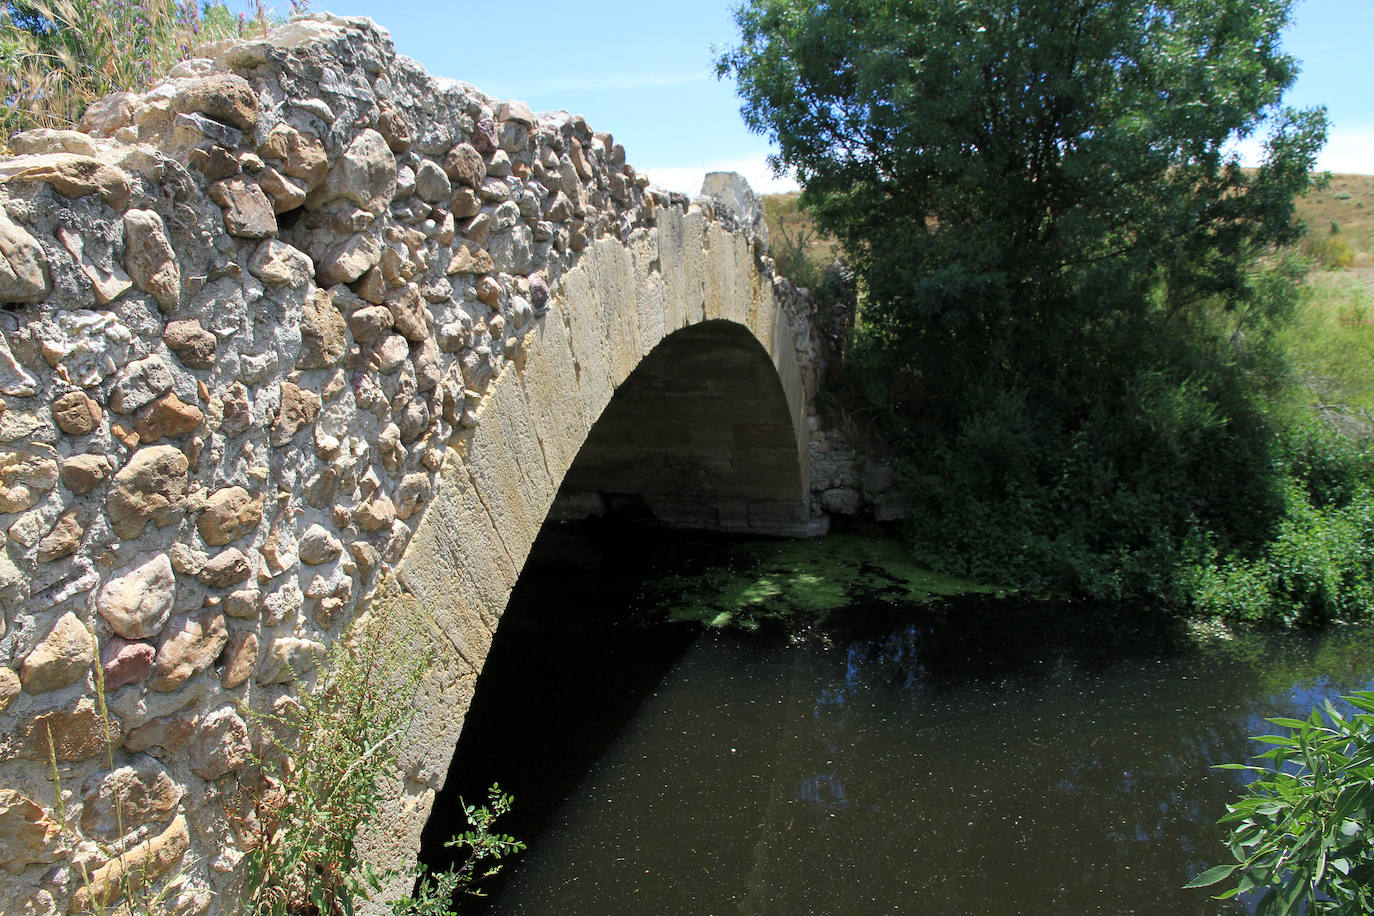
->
0 12 828 915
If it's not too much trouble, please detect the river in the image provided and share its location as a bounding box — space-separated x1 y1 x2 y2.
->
417 522 1374 915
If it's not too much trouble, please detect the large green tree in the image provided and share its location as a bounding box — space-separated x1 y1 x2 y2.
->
721 0 1329 600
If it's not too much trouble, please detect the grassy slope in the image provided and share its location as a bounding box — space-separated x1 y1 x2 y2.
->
762 192 840 265
1288 175 1374 420
1296 173 1374 268
765 174 1374 269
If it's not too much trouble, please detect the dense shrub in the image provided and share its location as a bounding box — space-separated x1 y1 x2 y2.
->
1302 231 1357 270
1182 423 1374 626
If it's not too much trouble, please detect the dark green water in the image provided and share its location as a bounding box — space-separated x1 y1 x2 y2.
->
420 524 1374 915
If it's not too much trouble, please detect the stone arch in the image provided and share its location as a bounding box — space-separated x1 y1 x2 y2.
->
381 209 817 878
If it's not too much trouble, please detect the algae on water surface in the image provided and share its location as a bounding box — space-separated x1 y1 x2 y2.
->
645 533 1005 629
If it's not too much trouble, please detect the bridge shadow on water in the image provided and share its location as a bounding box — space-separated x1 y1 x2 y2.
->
416 508 706 902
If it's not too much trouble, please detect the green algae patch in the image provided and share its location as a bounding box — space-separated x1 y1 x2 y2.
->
646 533 1005 630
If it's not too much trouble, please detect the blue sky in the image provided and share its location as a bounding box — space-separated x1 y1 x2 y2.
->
315 0 1373 195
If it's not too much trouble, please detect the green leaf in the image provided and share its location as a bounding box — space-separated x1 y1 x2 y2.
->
1267 717 1311 729
1184 864 1239 888
1343 695 1374 715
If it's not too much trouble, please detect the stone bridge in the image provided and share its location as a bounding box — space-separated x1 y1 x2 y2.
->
0 14 861 914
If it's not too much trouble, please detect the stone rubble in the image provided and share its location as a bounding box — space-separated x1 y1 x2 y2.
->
0 13 835 916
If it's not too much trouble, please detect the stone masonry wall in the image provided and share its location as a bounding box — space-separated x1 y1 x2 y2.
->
0 14 826 914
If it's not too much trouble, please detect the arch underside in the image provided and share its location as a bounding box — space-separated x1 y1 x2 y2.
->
552 319 809 534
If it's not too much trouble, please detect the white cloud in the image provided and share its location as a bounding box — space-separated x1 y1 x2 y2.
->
641 154 800 196
1226 126 1374 174
1315 128 1374 175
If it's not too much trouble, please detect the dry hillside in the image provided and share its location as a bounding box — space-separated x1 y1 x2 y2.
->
765 173 1374 275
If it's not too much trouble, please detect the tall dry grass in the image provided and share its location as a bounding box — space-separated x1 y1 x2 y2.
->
0 0 301 146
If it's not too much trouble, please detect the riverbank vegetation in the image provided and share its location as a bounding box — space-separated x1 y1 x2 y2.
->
731 0 1374 630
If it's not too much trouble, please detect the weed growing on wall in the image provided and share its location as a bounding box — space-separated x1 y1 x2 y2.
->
236 591 522 915
43 594 518 914
237 592 429 915
392 786 525 916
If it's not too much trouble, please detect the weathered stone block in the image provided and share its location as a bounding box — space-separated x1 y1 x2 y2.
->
110 355 176 414
69 814 189 913
298 523 342 565
52 390 102 435
188 706 250 779
197 548 253 588
259 123 328 188
442 142 484 188
134 392 203 442
170 73 258 130
97 553 176 640
219 630 258 689
123 209 180 310
0 446 59 513
0 209 50 304
11 695 121 763
35 509 83 562
18 611 93 694
60 454 113 495
249 238 313 287
315 128 396 215
256 636 323 685
100 638 156 691
80 755 183 840
149 608 228 692
0 790 65 875
106 445 188 539
0 152 131 209
163 318 217 369
270 382 321 446
208 175 277 238
197 486 263 546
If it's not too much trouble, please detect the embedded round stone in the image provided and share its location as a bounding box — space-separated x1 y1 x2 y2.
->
106 445 188 539
18 612 93 694
96 554 175 640
51 390 101 435
197 486 263 546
